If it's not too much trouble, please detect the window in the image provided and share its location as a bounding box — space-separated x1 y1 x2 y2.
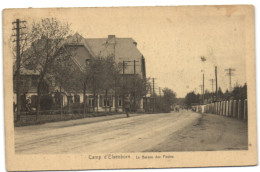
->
118 98 122 107
103 99 109 107
88 99 92 107
88 98 95 107
31 76 38 87
31 95 38 108
74 95 80 103
67 96 73 105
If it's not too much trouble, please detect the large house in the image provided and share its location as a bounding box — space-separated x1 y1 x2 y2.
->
13 33 148 112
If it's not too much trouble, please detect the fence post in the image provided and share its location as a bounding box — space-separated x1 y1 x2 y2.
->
229 100 232 117
227 101 230 117
228 100 231 116
233 100 237 118
219 102 221 115
224 101 227 116
221 101 225 116
238 100 241 119
223 101 226 116
244 99 247 121
222 101 225 116
226 101 229 116
218 102 220 115
216 102 218 115
221 101 224 115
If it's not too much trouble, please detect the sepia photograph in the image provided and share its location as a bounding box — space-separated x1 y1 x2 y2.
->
3 5 257 171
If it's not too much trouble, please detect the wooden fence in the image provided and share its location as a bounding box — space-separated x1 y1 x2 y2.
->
13 109 121 126
204 99 248 120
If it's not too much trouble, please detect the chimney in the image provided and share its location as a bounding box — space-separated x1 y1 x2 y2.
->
107 35 116 44
133 41 137 47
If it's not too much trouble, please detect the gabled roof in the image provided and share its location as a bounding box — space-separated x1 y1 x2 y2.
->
84 38 143 62
61 33 145 76
85 37 143 75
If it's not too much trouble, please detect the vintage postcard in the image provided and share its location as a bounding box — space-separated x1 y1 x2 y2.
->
3 5 257 171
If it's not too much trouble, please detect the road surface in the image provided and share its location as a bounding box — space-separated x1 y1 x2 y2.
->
15 110 201 153
15 110 247 154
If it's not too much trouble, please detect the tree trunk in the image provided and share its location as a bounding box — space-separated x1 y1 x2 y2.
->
96 94 99 113
105 89 108 113
114 78 118 112
36 86 41 121
83 82 86 117
93 91 96 113
60 86 63 120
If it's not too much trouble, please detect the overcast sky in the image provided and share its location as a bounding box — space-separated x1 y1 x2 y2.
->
6 6 248 97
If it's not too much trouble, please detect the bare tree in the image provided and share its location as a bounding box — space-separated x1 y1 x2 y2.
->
23 18 72 120
85 56 121 112
49 47 83 118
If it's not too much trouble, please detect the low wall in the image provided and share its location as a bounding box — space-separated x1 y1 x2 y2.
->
202 99 247 120
192 105 206 113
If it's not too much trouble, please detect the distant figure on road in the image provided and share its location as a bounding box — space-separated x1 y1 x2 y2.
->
175 106 179 112
124 95 131 118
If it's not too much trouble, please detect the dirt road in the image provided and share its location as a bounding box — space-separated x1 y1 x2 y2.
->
15 110 248 154
146 113 248 152
15 111 201 153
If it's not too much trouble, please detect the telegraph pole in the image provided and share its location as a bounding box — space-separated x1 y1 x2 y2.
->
202 73 205 104
215 66 218 98
209 78 215 103
12 19 26 121
209 79 215 93
122 61 126 110
225 68 236 92
199 84 203 104
159 87 162 111
152 78 156 112
200 85 203 95
119 59 140 111
133 60 136 112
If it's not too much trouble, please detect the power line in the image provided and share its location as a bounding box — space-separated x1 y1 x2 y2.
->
225 68 236 92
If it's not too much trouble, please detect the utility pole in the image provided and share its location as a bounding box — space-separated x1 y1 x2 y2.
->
159 87 162 111
133 60 136 112
209 78 215 103
202 73 205 104
200 84 203 105
113 41 117 112
209 79 215 93
12 19 26 122
152 78 156 112
215 66 218 98
225 68 236 92
120 59 139 112
122 61 126 110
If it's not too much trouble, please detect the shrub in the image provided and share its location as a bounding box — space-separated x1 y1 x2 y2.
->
40 95 53 110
